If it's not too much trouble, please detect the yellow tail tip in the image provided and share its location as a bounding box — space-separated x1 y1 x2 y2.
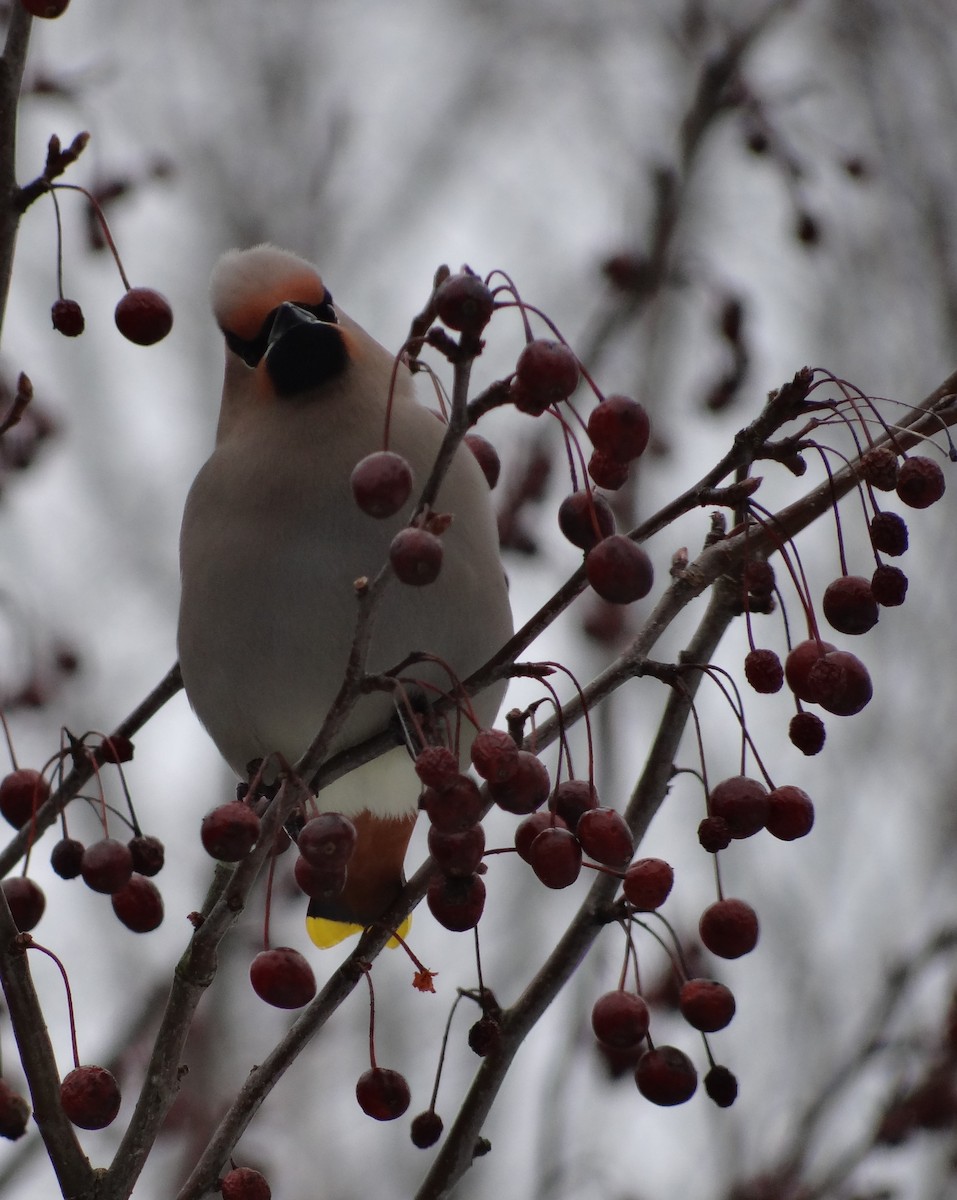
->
306 913 412 950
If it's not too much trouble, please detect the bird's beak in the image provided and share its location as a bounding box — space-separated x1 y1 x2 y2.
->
262 302 346 397
266 301 324 350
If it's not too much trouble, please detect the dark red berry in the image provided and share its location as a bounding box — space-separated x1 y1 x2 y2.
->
428 823 486 876
434 272 494 334
591 990 650 1049
795 211 821 245
679 979 736 1032
859 446 899 491
586 395 650 462
390 527 443 585
51 298 84 336
96 734 135 763
744 648 784 693
635 1046 697 1106
21 0 70 16
426 873 486 931
549 779 599 831
807 650 873 716
697 816 732 853
514 811 567 862
871 564 908 607
221 1166 272 1200
704 1064 738 1107
0 1078 30 1140
470 728 520 784
765 785 815 841
508 376 552 417
743 559 775 600
822 575 879 635
623 858 674 910
81 838 134 894
585 535 654 604
114 287 173 345
699 898 759 959
784 638 836 703
2 877 45 931
487 751 550 815
558 490 616 551
414 746 460 788
464 433 501 489
869 511 909 557
249 947 317 1008
293 855 347 901
468 1015 503 1057
515 339 579 404
789 711 826 755
350 451 414 518
708 776 768 839
128 834 164 876
587 449 630 490
410 1109 444 1148
356 1068 411 1121
896 455 945 508
201 802 260 861
60 1065 120 1130
0 768 50 829
50 837 85 879
529 827 582 888
297 813 357 867
421 775 484 832
111 874 164 932
576 807 634 868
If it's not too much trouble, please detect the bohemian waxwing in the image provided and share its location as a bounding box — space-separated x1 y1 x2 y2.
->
178 245 512 947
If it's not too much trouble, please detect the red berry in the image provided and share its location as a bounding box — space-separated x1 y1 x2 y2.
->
81 837 134 894
111 875 164 932
434 272 494 334
699 898 759 959
557 490 616 550
128 834 165 877
0 768 50 829
869 511 909 557
807 649 873 716
487 750 550 815
2 877 46 931
427 873 486 931
704 1064 738 1107
679 979 736 1032
469 729 520 784
765 785 815 841
514 811 568 862
822 575 879 635
221 1166 272 1200
548 779 599 831
576 807 634 868
297 813 357 866
201 802 261 861
623 858 674 910
293 855 347 901
50 837 85 879
591 990 650 1049
410 1110 444 1148
96 733 135 763
21 0 70 16
744 648 784 693
743 559 775 600
414 746 460 789
421 775 484 832
697 816 732 853
356 1067 411 1121
585 535 654 604
390 527 443 585
871 564 908 607
0 1078 30 1140
468 1015 503 1057
60 1065 121 1130
114 287 173 345
249 947 317 1009
789 711 826 755
859 446 899 491
515 339 579 404
428 823 486 877
529 827 582 888
896 455 945 508
587 449 630 490
587 395 650 462
350 451 414 518
708 776 768 839
51 298 84 336
635 1046 698 1106
784 638 836 702
464 433 501 489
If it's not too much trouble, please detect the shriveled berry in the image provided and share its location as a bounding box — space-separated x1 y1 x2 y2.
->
421 775 483 832
51 298 84 336
293 855 347 900
468 1015 503 1057
743 559 775 600
529 826 582 888
697 816 731 853
587 449 630 490
558 490 616 551
576 807 634 868
708 776 768 839
350 451 414 518
356 1067 411 1121
869 511 908 557
704 1064 738 1107
679 979 736 1032
201 802 260 861
0 1078 30 1140
587 395 650 462
789 711 826 755
221 1166 272 1200
96 733 135 763
21 0 70 17
128 834 164 876
822 575 879 635
744 648 783 693
585 535 653 604
807 650 873 716
591 990 650 1049
427 873 486 931
470 728 520 784
60 1065 120 1130
111 874 164 932
0 768 50 829
81 838 134 894
509 376 552 417
390 527 443 585
50 837 85 879
2 877 45 931
410 1109 444 1148
428 823 486 877
765 785 815 841
515 338 579 403
434 272 494 334
623 858 674 910
414 746 460 789
784 638 836 703
249 947 317 1009
896 455 945 508
114 287 173 345
859 446 899 491
635 1046 697 1106
872 564 908 607
297 813 357 866
487 750 550 815
699 898 759 959
464 433 501 489
549 779 599 831
514 811 567 862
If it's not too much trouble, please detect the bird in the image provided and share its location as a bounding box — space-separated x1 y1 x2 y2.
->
178 245 513 948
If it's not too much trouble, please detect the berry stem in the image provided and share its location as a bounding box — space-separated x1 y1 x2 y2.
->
26 938 81 1069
